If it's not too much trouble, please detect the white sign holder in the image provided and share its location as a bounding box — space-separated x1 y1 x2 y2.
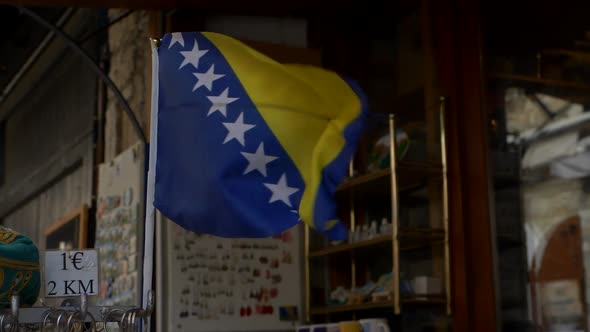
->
44 250 99 298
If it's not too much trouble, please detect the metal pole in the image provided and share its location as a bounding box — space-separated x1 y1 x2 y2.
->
440 97 452 315
304 225 310 322
388 114 400 314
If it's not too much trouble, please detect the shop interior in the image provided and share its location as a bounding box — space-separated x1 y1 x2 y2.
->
0 1 457 331
6 0 590 331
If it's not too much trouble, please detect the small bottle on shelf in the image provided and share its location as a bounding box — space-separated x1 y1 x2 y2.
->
353 227 361 242
361 224 369 241
380 218 391 235
369 220 378 239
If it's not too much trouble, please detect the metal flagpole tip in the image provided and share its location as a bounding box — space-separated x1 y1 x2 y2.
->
151 38 161 48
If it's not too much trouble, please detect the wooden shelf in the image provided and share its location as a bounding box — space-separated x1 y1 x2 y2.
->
402 295 447 304
309 228 445 258
401 296 446 305
541 49 590 63
337 168 390 192
310 297 446 315
335 161 442 198
488 72 590 91
487 72 590 105
399 227 445 250
309 235 392 257
574 40 590 49
310 301 394 315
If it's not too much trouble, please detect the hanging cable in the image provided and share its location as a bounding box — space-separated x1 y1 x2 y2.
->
17 6 147 144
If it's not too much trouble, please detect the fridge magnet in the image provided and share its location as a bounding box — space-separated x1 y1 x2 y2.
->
271 274 282 284
105 195 121 213
128 254 136 272
281 250 293 264
279 306 299 321
124 187 133 206
270 259 280 269
270 288 278 298
129 236 137 254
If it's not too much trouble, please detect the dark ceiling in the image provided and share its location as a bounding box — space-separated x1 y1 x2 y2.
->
481 0 590 56
0 6 64 93
0 1 588 94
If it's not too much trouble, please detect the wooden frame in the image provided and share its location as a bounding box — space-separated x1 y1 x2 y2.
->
433 0 499 330
45 204 89 250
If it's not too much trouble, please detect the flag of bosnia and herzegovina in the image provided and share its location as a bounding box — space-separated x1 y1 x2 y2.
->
151 32 368 240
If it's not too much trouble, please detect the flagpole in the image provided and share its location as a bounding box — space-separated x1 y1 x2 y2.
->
142 38 160 331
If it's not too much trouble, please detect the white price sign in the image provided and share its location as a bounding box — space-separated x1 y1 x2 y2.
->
44 250 98 297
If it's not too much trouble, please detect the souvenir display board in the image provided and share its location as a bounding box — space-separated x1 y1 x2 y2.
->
164 220 303 332
95 143 144 306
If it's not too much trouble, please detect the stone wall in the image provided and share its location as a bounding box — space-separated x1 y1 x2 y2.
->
105 10 151 161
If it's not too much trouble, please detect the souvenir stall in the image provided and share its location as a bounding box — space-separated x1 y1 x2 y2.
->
0 0 497 331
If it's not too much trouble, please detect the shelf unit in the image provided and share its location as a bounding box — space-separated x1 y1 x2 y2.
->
308 229 445 258
488 72 590 91
309 297 446 316
487 72 590 104
334 161 442 199
304 99 451 320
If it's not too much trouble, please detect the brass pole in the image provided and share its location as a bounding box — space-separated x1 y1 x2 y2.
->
304 225 310 322
349 160 357 297
388 114 400 314
440 97 452 315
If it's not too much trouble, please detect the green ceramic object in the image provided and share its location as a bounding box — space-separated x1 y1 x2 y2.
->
0 227 40 307
367 130 410 172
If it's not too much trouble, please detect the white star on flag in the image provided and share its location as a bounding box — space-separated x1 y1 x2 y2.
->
169 32 184 49
193 64 225 92
207 88 239 117
222 112 255 146
264 174 300 207
241 142 278 176
179 39 208 69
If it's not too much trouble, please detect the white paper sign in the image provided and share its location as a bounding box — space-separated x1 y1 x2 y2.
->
45 250 98 297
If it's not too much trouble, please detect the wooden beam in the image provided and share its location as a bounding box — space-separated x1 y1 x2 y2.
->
434 0 498 330
0 0 354 11
575 40 590 49
542 48 590 62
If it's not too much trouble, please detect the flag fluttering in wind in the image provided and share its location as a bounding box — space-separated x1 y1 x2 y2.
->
148 32 368 240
